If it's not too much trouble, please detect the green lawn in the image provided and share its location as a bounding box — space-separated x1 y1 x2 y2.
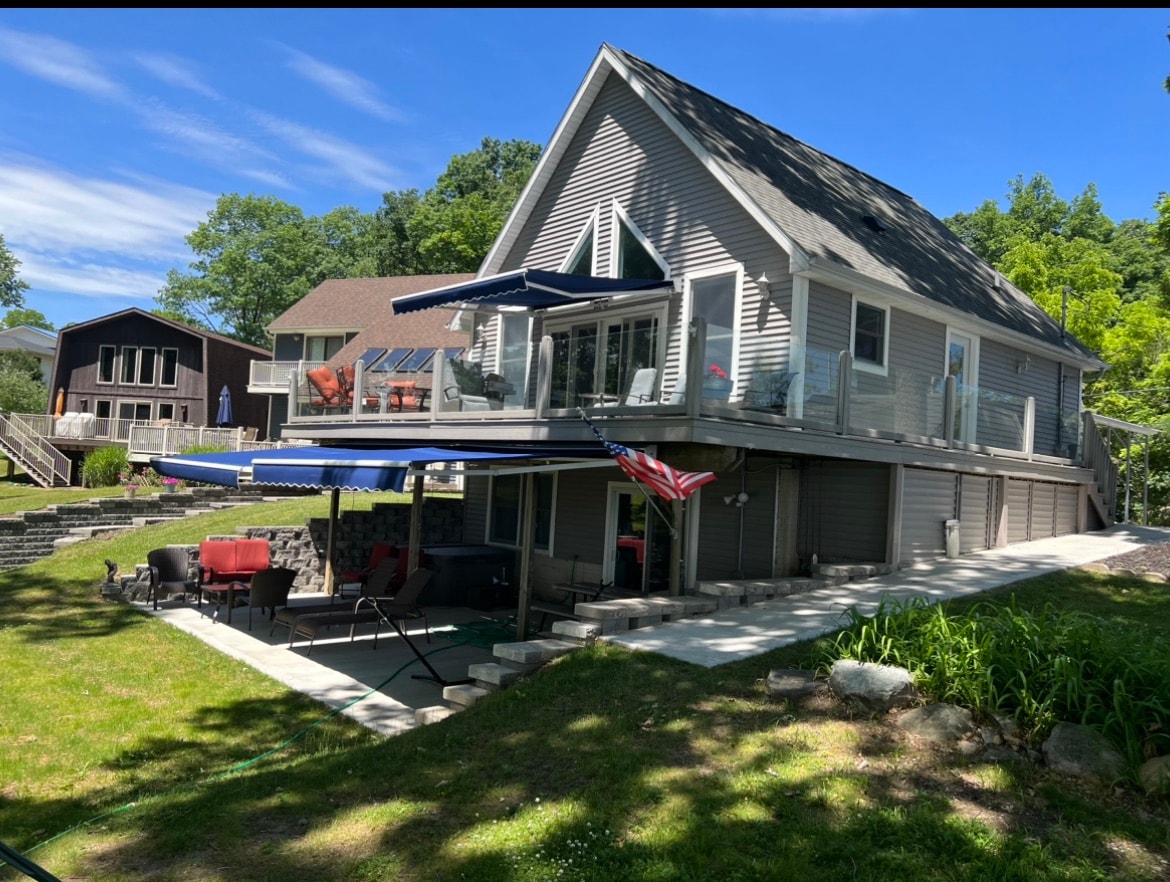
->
2 498 1169 881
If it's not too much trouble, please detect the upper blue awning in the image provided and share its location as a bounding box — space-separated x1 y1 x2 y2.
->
149 446 558 492
390 268 674 315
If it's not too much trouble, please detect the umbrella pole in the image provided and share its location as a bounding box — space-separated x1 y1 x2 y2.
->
325 487 340 595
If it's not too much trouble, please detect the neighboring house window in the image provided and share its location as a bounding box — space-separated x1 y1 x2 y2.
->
158 403 175 421
610 201 668 281
97 346 116 384
488 472 554 551
95 400 112 419
138 347 157 385
160 348 178 386
852 299 889 372
546 306 664 408
687 269 741 391
306 335 344 362
498 313 531 403
120 347 138 384
562 206 600 276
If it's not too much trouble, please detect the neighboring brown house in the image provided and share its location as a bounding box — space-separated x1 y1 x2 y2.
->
49 306 271 439
255 275 473 439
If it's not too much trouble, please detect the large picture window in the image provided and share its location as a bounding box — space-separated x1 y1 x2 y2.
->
689 270 739 392
547 308 662 409
488 473 554 550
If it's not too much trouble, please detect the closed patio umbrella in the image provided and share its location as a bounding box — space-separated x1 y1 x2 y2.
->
216 385 233 427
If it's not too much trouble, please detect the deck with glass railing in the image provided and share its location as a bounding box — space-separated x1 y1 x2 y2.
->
278 324 1083 463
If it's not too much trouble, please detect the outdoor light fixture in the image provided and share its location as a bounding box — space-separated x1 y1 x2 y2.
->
757 272 771 299
723 491 749 507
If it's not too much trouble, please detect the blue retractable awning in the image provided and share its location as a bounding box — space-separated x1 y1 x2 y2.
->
390 268 673 315
149 446 548 492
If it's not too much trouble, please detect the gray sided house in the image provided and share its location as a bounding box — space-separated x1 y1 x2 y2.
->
279 44 1139 599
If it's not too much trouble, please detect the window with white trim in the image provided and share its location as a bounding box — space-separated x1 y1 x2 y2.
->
562 206 599 276
119 347 138 384
610 202 668 281
160 348 179 387
138 347 157 385
852 299 889 372
487 472 554 551
98 346 116 384
689 270 740 388
546 306 663 408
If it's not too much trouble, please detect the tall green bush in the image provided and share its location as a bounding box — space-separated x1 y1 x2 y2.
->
80 445 129 488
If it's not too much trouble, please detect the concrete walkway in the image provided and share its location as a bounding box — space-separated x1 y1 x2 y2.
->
146 522 1169 735
603 523 1170 668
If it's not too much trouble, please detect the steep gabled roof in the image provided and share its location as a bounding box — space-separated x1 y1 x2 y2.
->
487 44 1101 368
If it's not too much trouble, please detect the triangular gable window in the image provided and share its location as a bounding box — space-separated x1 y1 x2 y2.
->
562 206 599 276
612 201 668 281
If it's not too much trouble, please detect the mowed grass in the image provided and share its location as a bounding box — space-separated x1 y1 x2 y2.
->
2 493 1170 881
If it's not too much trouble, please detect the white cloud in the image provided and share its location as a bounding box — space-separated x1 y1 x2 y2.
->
17 251 164 301
251 111 400 192
283 46 403 122
0 26 122 98
0 158 212 257
134 51 220 99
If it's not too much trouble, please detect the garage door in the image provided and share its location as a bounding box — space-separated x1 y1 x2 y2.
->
901 468 959 562
959 474 995 553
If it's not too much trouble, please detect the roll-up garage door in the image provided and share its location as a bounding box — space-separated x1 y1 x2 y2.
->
1030 482 1057 540
901 468 959 562
959 474 994 553
1007 479 1031 544
1055 484 1079 535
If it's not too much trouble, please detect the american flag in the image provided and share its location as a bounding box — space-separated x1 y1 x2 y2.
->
580 411 716 501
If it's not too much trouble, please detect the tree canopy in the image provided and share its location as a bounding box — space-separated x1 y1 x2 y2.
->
0 234 29 310
157 138 541 346
945 174 1170 519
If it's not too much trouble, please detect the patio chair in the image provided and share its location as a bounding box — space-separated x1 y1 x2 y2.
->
338 541 397 596
355 565 434 644
305 366 343 413
623 367 658 405
242 567 297 632
337 364 379 410
146 547 198 610
284 566 434 655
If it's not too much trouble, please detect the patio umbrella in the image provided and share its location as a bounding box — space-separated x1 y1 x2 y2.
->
54 387 65 418
216 386 233 427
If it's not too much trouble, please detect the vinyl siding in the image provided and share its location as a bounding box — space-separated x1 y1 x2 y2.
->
503 72 795 398
959 474 994 553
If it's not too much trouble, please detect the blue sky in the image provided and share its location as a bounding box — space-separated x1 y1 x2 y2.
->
0 8 1167 334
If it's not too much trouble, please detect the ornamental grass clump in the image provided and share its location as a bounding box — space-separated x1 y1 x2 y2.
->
823 596 1170 775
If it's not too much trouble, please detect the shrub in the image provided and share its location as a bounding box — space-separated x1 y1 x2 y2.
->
81 445 130 488
822 596 1170 776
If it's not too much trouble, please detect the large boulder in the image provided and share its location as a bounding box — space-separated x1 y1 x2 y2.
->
897 703 974 742
1042 722 1126 784
828 660 918 713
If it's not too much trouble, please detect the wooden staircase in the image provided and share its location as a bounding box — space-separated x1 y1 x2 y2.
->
0 413 70 487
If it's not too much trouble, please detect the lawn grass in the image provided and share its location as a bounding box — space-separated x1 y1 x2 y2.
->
2 502 1169 881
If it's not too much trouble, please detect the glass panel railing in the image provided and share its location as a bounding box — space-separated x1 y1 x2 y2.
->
1029 399 1081 459
796 344 841 425
969 388 1028 451
846 363 945 438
